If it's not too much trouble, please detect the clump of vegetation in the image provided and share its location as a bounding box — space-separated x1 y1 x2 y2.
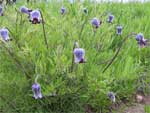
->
0 1 150 113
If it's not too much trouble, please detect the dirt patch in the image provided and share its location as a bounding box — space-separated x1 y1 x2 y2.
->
116 96 150 113
144 96 150 105
123 103 145 113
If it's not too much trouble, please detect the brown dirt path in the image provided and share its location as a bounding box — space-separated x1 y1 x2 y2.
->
116 96 150 113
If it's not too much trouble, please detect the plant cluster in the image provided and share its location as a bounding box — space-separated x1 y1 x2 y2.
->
0 1 150 113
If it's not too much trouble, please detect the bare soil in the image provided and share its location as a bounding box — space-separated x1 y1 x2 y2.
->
117 96 150 113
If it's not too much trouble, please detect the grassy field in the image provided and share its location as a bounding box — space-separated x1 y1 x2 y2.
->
0 1 150 113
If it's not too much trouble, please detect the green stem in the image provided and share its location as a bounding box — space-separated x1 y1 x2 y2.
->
40 10 49 50
102 32 137 73
70 41 79 72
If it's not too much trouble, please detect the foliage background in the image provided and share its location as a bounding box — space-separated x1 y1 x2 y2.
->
0 1 150 113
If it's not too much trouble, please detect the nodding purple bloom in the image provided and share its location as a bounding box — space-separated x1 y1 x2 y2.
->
116 25 123 35
135 33 144 41
32 83 42 99
60 7 66 15
107 14 114 23
74 48 85 63
29 10 42 24
0 28 10 41
136 33 146 47
91 17 101 29
0 6 3 16
83 8 88 15
20 6 32 15
108 92 116 103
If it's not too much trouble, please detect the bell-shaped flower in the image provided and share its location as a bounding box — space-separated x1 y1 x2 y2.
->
0 28 10 41
116 25 123 35
74 48 85 63
60 7 66 15
20 6 32 15
107 14 114 23
108 92 116 103
136 33 147 47
29 10 42 24
135 33 144 41
91 17 101 29
32 83 42 99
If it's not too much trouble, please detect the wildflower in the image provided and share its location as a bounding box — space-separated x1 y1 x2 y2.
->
91 17 101 29
60 7 66 15
0 5 3 16
29 10 42 24
135 33 144 41
74 48 85 63
116 25 123 35
135 33 146 47
137 39 146 47
83 8 88 15
107 14 114 23
32 83 42 99
0 28 10 41
20 6 32 15
108 92 116 103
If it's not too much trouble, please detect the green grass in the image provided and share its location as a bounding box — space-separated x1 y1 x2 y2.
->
145 105 150 113
0 1 150 113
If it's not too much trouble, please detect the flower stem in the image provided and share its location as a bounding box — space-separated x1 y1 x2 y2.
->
40 10 49 50
70 41 79 72
79 19 87 39
102 32 137 73
35 74 40 83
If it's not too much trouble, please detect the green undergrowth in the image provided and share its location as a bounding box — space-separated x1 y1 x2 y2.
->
0 1 150 113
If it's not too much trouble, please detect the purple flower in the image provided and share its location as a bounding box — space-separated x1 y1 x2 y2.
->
60 7 66 15
91 17 100 29
136 33 146 47
108 92 116 102
135 33 144 41
29 10 42 24
116 25 123 35
0 6 3 16
0 28 10 41
74 48 85 63
20 6 32 15
32 83 42 99
107 14 114 23
137 40 146 47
